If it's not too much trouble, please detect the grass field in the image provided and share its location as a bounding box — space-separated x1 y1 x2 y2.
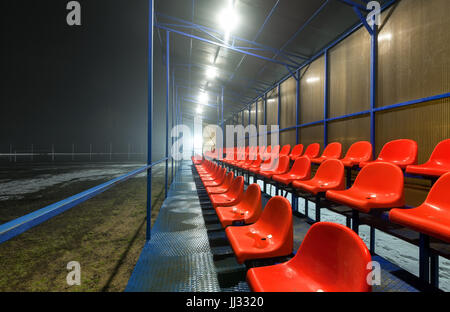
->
0 174 166 292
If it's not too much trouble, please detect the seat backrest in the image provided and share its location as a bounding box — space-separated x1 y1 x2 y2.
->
290 156 311 178
313 159 345 189
280 145 291 157
215 167 226 181
221 171 234 188
270 145 280 158
421 171 450 209
352 162 404 201
251 155 263 167
290 144 304 157
241 184 262 221
227 176 244 198
275 156 291 173
261 156 279 171
344 141 373 162
322 142 342 158
377 139 418 165
303 143 320 158
290 222 372 292
257 196 293 243
428 139 450 165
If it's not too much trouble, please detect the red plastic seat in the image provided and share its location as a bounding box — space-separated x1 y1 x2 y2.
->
203 168 226 187
247 222 372 292
311 142 342 164
302 143 320 159
280 145 291 157
272 156 311 186
200 165 220 181
359 139 418 169
216 184 262 227
292 159 345 195
225 196 293 264
247 156 263 173
209 176 244 209
326 162 405 213
289 144 304 160
406 139 450 177
258 156 290 179
206 171 234 194
389 172 450 243
341 141 373 167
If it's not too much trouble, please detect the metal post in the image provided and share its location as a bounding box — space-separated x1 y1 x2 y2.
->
165 30 170 199
31 144 33 161
171 67 175 182
221 86 224 159
146 0 154 242
323 50 329 146
277 83 281 128
370 226 376 254
89 144 92 161
370 25 378 159
430 253 439 288
296 70 300 144
419 233 430 283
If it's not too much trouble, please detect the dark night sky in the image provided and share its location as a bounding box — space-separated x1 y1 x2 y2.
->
1 0 168 159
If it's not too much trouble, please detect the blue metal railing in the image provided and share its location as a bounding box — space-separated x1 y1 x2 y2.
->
0 157 169 244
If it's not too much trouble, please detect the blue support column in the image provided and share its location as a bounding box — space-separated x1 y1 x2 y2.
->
296 70 300 144
146 0 154 242
264 93 267 125
278 83 281 128
171 68 175 180
221 86 224 159
370 25 378 159
323 50 329 146
164 31 170 199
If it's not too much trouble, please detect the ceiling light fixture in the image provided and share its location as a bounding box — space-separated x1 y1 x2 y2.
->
206 67 218 79
218 5 239 43
198 92 209 104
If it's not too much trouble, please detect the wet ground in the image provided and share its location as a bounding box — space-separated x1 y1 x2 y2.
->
0 162 171 291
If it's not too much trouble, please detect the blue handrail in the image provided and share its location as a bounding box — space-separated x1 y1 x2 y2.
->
0 157 169 244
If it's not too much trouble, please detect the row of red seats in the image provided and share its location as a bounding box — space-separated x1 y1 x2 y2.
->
219 140 450 243
192 157 373 292
217 138 450 176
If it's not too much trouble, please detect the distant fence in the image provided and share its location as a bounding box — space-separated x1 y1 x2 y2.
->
0 157 169 244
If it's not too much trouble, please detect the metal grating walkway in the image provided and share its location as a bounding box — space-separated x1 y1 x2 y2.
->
125 162 221 292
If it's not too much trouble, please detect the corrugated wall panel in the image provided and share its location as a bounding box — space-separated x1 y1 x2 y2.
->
280 129 296 146
299 55 324 124
257 98 264 127
327 116 371 153
266 88 279 126
377 0 450 107
329 27 370 118
280 77 297 129
250 102 256 126
243 110 249 127
298 125 324 151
